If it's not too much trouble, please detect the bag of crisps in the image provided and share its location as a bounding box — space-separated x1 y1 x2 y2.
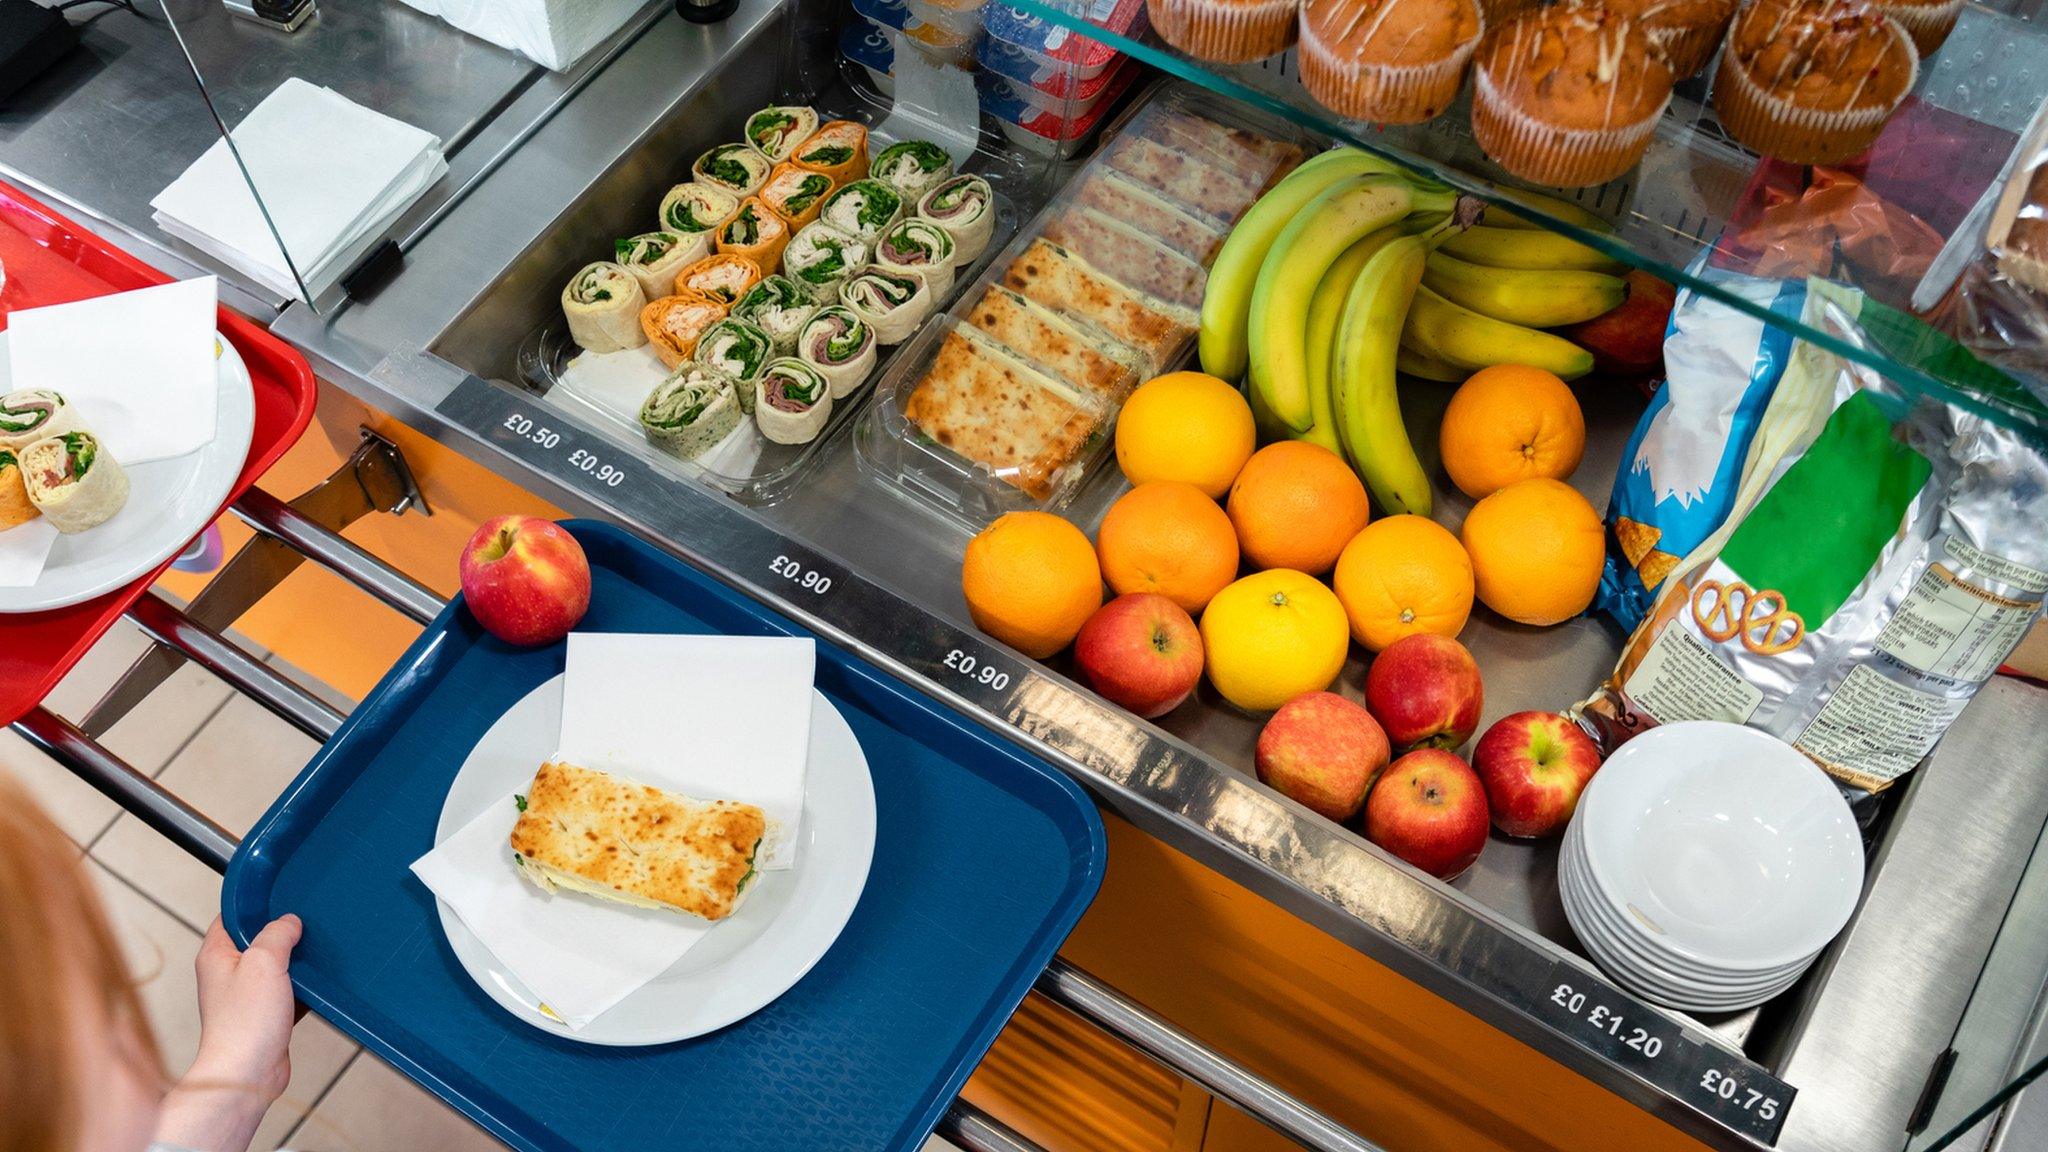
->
1578 282 2048 794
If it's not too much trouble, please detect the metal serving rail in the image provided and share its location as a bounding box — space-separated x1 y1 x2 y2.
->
10 490 1384 1152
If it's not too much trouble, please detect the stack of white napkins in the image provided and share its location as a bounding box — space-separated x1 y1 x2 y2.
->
396 0 645 71
150 78 447 301
411 633 817 1028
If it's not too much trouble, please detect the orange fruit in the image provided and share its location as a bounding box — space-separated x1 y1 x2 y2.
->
1227 442 1371 575
1097 482 1241 614
1437 364 1587 499
1460 478 1604 626
1199 570 1350 713
1116 372 1258 498
962 512 1103 658
1333 515 1475 651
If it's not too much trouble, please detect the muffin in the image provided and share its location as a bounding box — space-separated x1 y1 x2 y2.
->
1148 0 1301 63
1713 0 1918 166
1478 0 1542 25
1299 0 1484 124
1601 0 1739 77
1470 4 1674 187
1875 0 1963 56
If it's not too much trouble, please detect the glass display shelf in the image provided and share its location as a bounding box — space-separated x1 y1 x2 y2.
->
1003 0 2048 443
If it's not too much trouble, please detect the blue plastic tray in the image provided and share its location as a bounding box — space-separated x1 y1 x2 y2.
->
224 521 1106 1152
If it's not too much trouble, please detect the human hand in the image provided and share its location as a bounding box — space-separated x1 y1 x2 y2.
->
155 915 302 1152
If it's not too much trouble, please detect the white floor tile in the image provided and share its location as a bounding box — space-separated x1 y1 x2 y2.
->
41 618 238 777
2 730 120 846
283 1054 510 1152
251 1019 357 1152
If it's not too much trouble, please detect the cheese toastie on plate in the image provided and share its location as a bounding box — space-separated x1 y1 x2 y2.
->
509 761 767 922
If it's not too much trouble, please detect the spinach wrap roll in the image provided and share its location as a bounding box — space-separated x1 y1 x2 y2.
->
0 447 37 531
657 183 739 254
917 174 997 263
733 275 818 353
673 253 763 306
640 292 729 369
792 120 869 184
784 223 870 302
639 363 743 459
752 359 834 446
871 140 954 200
818 179 903 242
797 305 877 398
23 431 127 533
760 163 835 230
561 262 649 353
693 144 771 198
0 389 84 451
744 105 821 164
694 318 775 410
614 231 698 302
715 199 790 274
841 268 932 345
875 217 959 298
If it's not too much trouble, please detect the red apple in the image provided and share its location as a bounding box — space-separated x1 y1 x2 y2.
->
1255 692 1390 822
1363 748 1491 880
459 516 591 645
1472 711 1603 838
1074 593 1204 718
1561 269 1676 381
1364 633 1484 751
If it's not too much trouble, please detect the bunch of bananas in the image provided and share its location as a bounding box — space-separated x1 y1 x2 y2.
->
1200 152 1620 518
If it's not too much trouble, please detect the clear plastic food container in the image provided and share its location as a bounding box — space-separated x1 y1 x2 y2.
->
980 0 1145 82
987 59 1140 157
903 0 988 41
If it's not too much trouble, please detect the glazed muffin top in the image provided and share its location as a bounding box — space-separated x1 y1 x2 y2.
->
1724 0 1916 111
1302 0 1482 66
1476 3 1674 130
1597 0 1738 32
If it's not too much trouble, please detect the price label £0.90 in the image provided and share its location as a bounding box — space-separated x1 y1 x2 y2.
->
498 411 626 489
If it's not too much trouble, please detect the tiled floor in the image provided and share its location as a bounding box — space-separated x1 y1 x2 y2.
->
1 619 967 1152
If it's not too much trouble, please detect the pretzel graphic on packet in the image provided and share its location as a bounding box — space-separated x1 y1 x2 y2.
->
1691 580 1806 656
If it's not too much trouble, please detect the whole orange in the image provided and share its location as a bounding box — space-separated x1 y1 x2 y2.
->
1116 372 1258 498
1097 482 1241 614
962 512 1103 658
1333 515 1475 651
1437 364 1587 499
1460 478 1604 626
1227 442 1371 575
1199 570 1351 713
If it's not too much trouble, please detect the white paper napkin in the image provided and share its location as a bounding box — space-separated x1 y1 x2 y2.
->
0 519 59 588
411 792 716 1029
558 633 815 869
6 278 220 465
396 0 645 70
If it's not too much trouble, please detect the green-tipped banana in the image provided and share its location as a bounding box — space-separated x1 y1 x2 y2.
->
1404 285 1594 379
1299 225 1419 453
1396 342 1468 383
1198 149 1411 381
1331 234 1432 516
1422 252 1626 328
1483 187 1611 232
1248 174 1445 432
1439 226 1626 273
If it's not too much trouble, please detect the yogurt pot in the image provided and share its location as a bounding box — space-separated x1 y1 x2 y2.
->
975 28 1128 103
996 57 1141 157
981 0 1146 82
903 0 988 40
976 65 1119 121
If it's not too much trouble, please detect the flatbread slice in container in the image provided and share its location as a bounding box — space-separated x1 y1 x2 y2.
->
902 327 1101 501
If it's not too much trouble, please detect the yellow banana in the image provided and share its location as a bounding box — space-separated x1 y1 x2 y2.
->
1248 174 1446 432
1198 149 1411 381
1403 286 1594 379
1396 343 1468 383
1482 187 1611 232
1299 223 1432 453
1438 225 1626 274
1422 252 1626 328
1331 234 1432 516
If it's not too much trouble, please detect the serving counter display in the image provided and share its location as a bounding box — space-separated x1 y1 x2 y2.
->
6 1 2048 1151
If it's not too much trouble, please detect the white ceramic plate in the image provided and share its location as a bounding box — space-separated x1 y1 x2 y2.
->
0 330 256 613
430 674 877 1046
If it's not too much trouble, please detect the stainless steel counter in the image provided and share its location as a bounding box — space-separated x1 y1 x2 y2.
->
6 3 2048 1150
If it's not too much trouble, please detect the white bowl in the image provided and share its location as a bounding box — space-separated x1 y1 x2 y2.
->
1573 722 1864 971
1560 868 1810 1012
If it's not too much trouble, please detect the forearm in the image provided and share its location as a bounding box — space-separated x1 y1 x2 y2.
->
152 1073 271 1152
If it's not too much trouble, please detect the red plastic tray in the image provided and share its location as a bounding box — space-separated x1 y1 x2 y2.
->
0 181 317 725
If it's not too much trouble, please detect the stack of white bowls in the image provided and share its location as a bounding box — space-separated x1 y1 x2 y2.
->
1560 721 1864 1014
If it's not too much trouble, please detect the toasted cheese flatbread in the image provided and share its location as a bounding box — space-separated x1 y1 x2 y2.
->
1001 239 1193 375
1043 206 1209 311
1102 134 1264 223
964 285 1140 402
509 761 766 922
1071 171 1228 266
1135 110 1304 194
903 328 1100 500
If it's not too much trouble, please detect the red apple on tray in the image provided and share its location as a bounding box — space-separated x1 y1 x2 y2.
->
1472 711 1604 838
1364 748 1491 880
1255 692 1390 822
1074 593 1204 719
459 515 592 646
1363 633 1483 751
1561 269 1676 382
